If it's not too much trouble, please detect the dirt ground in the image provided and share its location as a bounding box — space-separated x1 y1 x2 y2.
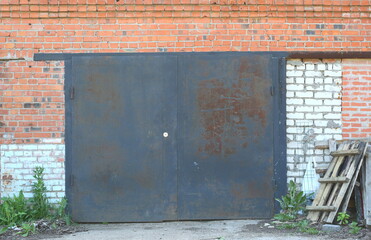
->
3 219 367 240
0 220 85 240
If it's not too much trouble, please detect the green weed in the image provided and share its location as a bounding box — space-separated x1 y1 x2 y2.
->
276 220 320 235
17 223 36 237
276 222 297 230
54 197 72 225
274 180 307 220
303 227 320 235
0 191 31 226
0 166 71 236
349 221 361 234
337 212 350 225
17 222 36 237
0 227 8 235
273 213 296 221
30 167 52 219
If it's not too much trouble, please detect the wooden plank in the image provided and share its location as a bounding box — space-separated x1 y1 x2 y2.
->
317 143 352 222
306 206 336 211
325 142 368 223
336 142 365 216
320 142 358 222
307 142 349 222
308 157 344 220
319 183 340 222
318 177 349 183
320 144 358 222
338 142 368 214
330 149 360 157
308 141 355 222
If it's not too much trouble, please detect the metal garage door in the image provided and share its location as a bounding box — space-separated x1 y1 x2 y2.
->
67 53 280 222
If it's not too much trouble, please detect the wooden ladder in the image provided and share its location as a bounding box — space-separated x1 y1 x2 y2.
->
306 141 368 223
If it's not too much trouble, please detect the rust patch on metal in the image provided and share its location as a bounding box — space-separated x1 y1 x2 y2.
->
197 59 270 156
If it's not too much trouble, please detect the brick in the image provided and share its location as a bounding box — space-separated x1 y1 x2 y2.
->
286 106 295 112
295 77 305 84
314 120 329 127
324 70 342 77
305 71 322 77
296 65 305 70
305 113 324 119
306 85 323 92
287 65 295 70
287 113 304 119
287 99 303 105
286 85 304 91
313 106 331 112
296 91 313 98
324 113 342 119
286 120 295 126
305 64 315 70
287 127 299 134
305 78 314 84
296 106 314 112
304 99 323 105
287 70 303 77
317 64 326 70
324 128 342 134
314 92 333 99
324 99 341 105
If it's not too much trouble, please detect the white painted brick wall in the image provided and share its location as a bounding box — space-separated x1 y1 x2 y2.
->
286 59 343 188
0 141 65 203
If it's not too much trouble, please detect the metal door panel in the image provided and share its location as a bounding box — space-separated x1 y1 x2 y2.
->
177 54 275 219
69 56 177 222
67 53 279 222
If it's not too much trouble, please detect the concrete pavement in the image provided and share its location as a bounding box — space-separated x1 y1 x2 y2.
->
46 220 340 240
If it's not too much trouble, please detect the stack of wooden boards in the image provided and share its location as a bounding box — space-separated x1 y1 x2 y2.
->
307 140 369 223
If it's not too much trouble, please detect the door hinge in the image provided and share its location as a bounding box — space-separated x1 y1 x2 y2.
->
70 87 75 100
70 174 74 186
270 86 275 96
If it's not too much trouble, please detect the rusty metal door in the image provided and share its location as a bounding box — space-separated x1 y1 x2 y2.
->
69 56 178 222
177 54 275 219
67 53 277 222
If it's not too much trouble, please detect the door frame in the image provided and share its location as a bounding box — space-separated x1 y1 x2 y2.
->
49 52 286 217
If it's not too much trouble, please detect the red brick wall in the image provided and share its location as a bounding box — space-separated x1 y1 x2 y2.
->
0 61 64 144
1 0 371 144
1 0 371 56
342 59 371 140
